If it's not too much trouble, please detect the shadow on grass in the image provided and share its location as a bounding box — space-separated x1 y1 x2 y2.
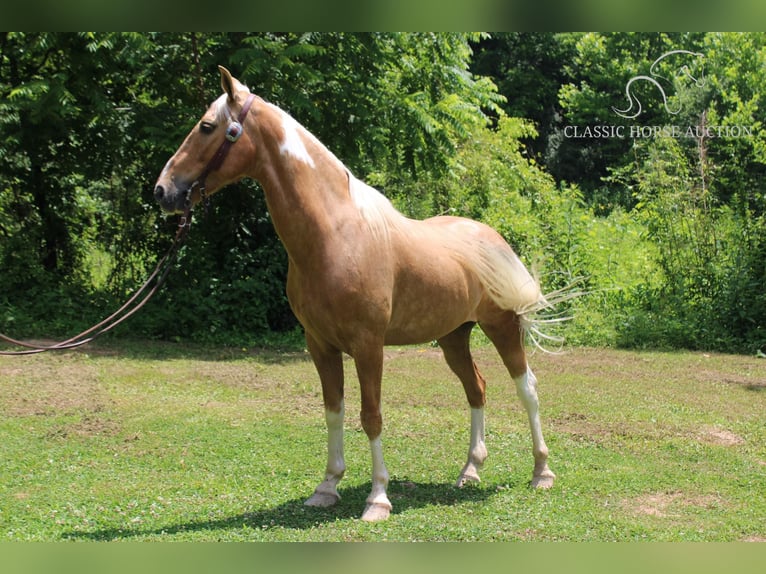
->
72 338 312 365
62 480 502 541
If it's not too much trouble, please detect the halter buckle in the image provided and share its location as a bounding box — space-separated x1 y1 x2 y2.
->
178 214 191 229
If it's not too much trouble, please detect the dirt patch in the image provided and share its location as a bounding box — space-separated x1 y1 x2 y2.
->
550 411 676 445
175 362 270 390
550 412 609 443
0 357 110 417
695 368 766 390
625 491 725 518
535 347 658 380
632 492 683 517
45 414 122 439
697 426 744 446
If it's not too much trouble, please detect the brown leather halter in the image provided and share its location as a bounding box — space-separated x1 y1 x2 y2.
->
179 93 256 227
0 94 256 355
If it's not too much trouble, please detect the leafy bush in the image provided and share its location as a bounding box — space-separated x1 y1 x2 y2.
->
617 135 766 352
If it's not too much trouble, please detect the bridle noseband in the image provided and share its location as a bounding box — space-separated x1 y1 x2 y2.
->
180 93 256 227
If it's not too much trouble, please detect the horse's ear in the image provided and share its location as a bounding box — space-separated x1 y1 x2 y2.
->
219 65 236 101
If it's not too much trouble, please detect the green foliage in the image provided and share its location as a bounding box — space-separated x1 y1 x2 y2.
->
1 32 765 353
527 32 765 352
471 33 576 159
621 134 766 351
135 183 300 344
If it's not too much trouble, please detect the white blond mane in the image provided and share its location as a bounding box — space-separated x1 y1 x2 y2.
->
347 172 404 242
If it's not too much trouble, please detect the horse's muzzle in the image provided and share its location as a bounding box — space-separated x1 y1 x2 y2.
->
153 183 188 214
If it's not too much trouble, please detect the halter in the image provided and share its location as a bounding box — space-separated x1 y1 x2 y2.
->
180 93 256 225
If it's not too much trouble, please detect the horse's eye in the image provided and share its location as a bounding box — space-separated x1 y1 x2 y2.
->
200 121 216 134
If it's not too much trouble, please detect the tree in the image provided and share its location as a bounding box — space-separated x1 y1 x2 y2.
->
1 33 160 330
1 33 505 342
470 32 576 161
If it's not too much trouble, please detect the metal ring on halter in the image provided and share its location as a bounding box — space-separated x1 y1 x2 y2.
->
183 186 193 208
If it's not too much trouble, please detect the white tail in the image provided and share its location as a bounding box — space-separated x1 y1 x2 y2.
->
519 278 586 353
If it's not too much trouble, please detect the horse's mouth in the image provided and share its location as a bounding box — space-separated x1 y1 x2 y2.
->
154 184 191 214
157 198 187 215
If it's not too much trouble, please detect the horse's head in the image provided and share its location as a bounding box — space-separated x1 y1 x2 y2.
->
153 66 257 214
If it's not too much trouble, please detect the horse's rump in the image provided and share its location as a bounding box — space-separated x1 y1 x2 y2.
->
422 216 543 314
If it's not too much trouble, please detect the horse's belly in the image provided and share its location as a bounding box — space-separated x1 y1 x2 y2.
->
384 267 481 344
383 306 476 345
383 322 467 346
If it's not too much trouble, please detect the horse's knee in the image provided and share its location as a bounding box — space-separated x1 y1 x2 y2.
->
360 409 382 439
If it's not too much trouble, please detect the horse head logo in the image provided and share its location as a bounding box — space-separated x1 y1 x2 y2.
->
613 50 705 119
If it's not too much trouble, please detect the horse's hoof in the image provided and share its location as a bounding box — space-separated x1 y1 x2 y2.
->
361 502 392 522
455 464 482 488
304 490 341 507
531 472 555 489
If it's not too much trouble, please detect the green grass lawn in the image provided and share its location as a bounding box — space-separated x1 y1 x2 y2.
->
1 342 764 541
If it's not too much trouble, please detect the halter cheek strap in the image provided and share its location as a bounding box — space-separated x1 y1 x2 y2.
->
183 93 256 214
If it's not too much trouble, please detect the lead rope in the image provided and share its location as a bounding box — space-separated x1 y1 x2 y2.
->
1 94 255 356
0 211 192 356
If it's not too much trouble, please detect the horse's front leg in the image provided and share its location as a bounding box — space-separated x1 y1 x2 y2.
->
304 335 346 508
354 344 392 522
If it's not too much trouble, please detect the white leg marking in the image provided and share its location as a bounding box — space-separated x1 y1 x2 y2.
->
305 401 346 507
513 368 555 488
361 436 392 522
326 404 345 478
456 407 488 487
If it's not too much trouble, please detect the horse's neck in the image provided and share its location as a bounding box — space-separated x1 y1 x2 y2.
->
252 108 351 266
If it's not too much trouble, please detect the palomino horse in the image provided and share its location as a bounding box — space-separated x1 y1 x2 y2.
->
154 67 556 522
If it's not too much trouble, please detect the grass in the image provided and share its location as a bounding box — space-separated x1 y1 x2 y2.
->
1 341 765 541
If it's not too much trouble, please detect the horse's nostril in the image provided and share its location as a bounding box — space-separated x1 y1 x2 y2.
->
154 185 165 201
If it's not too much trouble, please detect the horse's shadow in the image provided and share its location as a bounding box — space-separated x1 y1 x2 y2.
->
63 480 503 540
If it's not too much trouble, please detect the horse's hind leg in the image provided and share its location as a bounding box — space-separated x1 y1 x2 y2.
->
304 333 347 508
480 311 555 489
438 322 489 487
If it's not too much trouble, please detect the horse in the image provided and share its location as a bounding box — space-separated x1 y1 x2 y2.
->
153 66 557 522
